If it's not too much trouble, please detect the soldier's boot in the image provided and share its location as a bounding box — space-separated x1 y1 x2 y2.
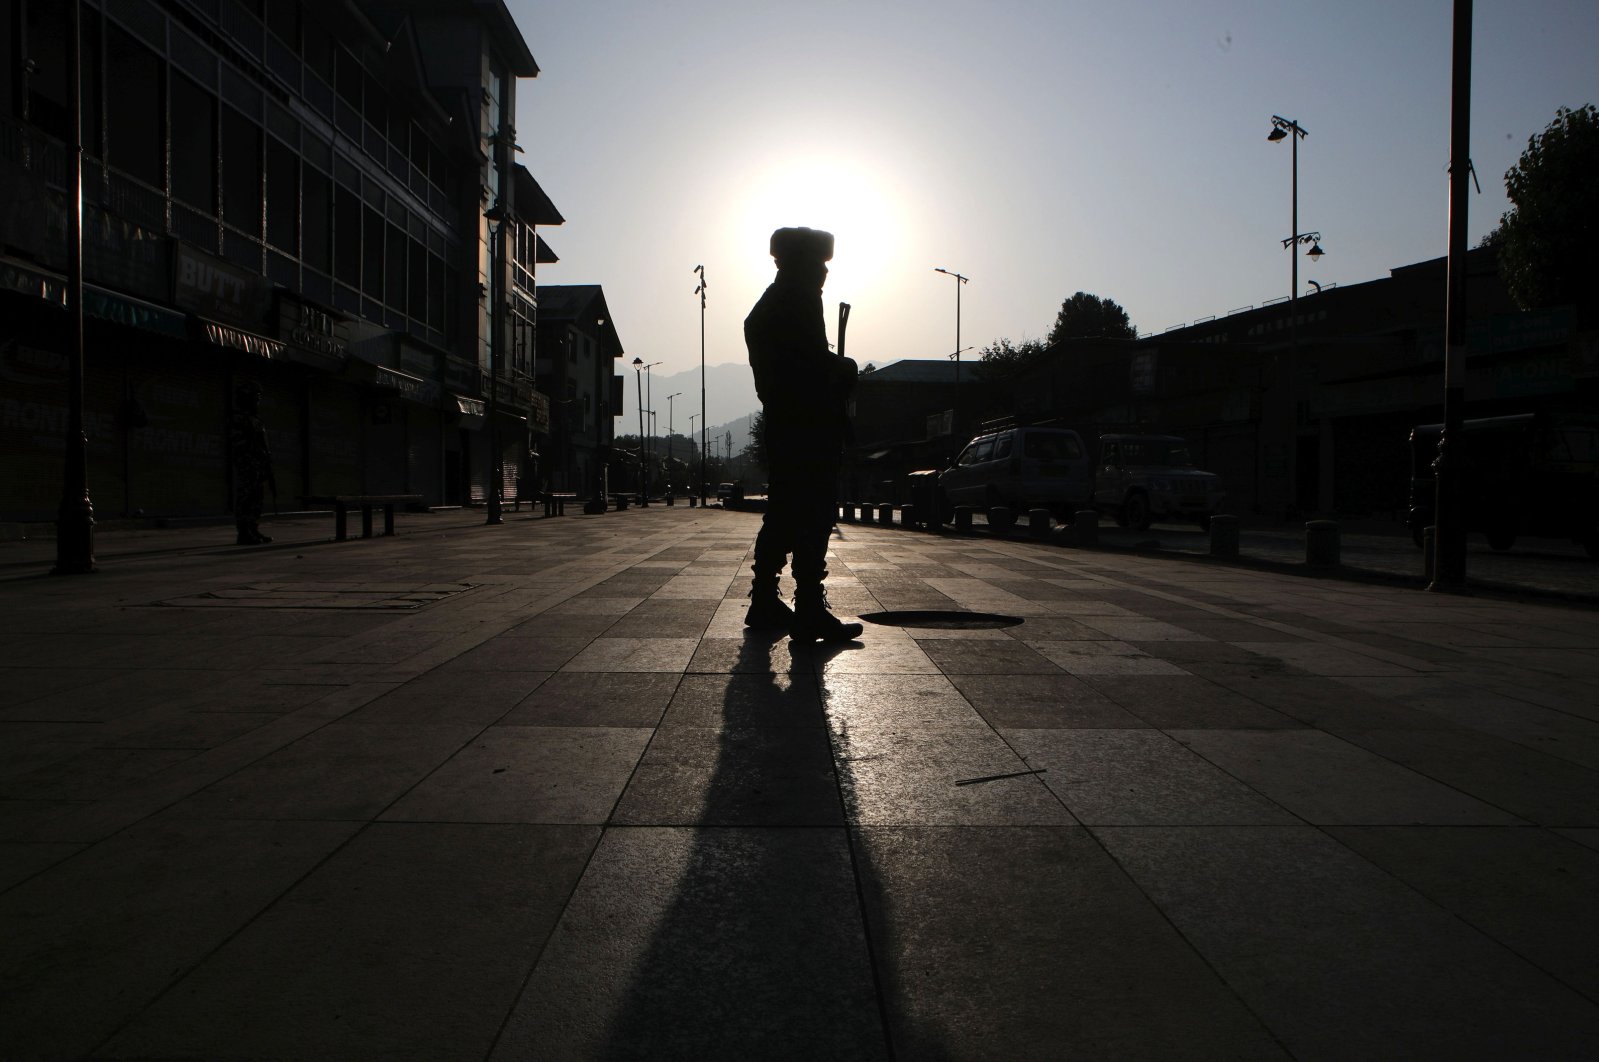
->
236 521 256 546
789 579 863 644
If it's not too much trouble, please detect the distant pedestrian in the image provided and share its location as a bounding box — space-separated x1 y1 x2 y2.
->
743 226 862 642
230 381 276 545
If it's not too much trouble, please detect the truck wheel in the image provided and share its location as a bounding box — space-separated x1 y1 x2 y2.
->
1124 493 1151 532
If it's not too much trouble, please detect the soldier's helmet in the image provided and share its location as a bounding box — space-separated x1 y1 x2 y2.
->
769 227 834 266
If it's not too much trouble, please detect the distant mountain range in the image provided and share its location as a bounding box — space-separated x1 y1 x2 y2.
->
615 361 760 454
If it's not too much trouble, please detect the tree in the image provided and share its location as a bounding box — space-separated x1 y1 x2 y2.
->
1046 291 1137 345
742 410 768 469
1492 104 1599 310
974 337 1046 379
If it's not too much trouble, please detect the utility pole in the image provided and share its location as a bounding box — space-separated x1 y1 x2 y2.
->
695 265 708 506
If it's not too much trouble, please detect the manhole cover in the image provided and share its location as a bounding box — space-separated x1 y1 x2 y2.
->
859 610 1024 630
154 582 478 610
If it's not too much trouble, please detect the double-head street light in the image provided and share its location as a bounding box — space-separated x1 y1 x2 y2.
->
694 265 708 506
483 202 510 526
1267 114 1324 516
584 316 608 514
934 267 969 441
665 391 682 494
631 358 661 501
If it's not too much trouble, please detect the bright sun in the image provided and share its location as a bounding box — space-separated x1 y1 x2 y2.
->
734 156 903 297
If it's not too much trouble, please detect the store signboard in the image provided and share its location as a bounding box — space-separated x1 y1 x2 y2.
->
173 242 270 327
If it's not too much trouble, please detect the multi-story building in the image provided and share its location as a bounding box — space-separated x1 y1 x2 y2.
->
0 0 565 522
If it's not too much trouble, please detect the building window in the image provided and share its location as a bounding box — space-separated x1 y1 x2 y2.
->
171 74 217 213
265 137 299 252
361 205 384 300
106 24 163 189
221 107 263 237
333 182 361 284
408 238 428 323
302 166 331 271
385 221 406 310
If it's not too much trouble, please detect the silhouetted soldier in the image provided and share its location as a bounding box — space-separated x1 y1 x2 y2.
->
230 381 276 545
744 227 862 642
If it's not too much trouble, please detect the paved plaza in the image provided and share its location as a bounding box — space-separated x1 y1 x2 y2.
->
3 505 1599 1060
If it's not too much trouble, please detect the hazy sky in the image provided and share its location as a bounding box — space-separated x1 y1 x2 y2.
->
509 1 1598 405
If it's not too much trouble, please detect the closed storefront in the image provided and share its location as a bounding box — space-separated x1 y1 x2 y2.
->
309 379 362 496
408 406 442 502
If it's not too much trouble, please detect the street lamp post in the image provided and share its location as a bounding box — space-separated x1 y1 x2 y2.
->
631 357 646 497
665 392 682 495
632 358 661 502
934 267 968 442
483 204 509 526
1267 115 1323 517
584 317 608 514
694 265 708 506
54 0 94 574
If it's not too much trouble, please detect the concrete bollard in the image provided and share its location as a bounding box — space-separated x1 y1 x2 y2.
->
878 503 894 525
900 503 917 529
841 502 856 523
954 506 974 532
1073 509 1099 546
988 506 1016 535
1423 525 1437 582
859 503 874 524
1208 514 1239 558
1028 508 1052 540
665 494 675 506
689 495 697 507
1305 519 1340 568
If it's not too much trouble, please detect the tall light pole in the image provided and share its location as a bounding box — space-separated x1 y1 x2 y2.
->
1267 115 1323 517
483 203 509 525
1432 0 1473 591
665 391 682 495
54 0 94 574
632 359 660 502
584 316 608 514
631 357 646 497
694 265 708 506
934 267 968 441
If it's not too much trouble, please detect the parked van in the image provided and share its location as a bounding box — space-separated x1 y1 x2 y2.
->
1408 413 1599 557
1094 434 1224 531
937 426 1093 520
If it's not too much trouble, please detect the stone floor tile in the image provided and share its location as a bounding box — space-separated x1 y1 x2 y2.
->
492 827 886 1060
168 722 479 821
611 726 842 825
561 636 700 673
917 637 1066 674
0 840 83 891
1074 616 1215 641
1173 729 1526 825
831 726 1076 826
661 672 824 728
822 673 988 730
382 726 651 824
1202 673 1448 730
1095 825 1599 1059
1333 727 1599 828
1328 825 1599 1000
1081 674 1304 729
105 823 597 1062
1005 728 1301 825
347 669 551 725
499 671 679 727
854 826 1287 1060
0 816 361 1060
1026 640 1188 676
685 634 812 674
1233 641 1426 677
948 673 1150 728
442 635 592 672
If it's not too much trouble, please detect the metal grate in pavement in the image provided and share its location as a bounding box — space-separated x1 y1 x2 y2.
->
154 582 478 610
